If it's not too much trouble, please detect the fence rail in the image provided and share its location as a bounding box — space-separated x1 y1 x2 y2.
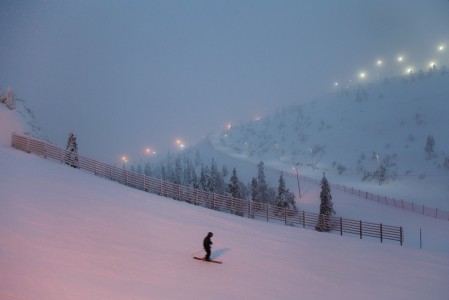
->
11 133 403 245
283 169 449 221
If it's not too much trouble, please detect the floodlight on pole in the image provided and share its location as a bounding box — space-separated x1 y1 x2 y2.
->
293 163 301 198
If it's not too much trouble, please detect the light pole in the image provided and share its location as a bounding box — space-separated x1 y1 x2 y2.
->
293 163 301 198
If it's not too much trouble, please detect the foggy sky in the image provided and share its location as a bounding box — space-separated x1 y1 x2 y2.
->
1 0 448 164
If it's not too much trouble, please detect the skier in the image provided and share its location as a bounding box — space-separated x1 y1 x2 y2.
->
203 232 213 261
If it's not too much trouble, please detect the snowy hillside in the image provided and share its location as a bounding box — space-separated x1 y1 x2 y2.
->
0 94 48 146
206 72 449 210
1 132 449 299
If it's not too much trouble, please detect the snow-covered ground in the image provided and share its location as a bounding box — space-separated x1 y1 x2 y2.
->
1 105 449 299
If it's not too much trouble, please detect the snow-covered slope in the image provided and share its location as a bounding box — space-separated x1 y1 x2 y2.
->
1 142 449 300
0 97 48 146
2 84 449 299
206 72 449 209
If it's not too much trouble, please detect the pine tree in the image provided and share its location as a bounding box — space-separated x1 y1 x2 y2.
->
144 163 152 176
210 159 222 194
191 168 199 189
251 177 257 201
256 161 268 202
229 168 242 199
200 166 207 191
317 173 335 232
173 157 182 185
274 172 297 216
425 135 435 159
65 132 79 168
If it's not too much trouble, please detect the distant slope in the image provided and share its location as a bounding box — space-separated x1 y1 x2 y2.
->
206 72 449 209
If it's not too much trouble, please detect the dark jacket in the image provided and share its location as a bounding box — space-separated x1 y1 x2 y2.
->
203 235 213 250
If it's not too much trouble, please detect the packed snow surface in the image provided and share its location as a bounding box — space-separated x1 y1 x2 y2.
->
1 116 449 299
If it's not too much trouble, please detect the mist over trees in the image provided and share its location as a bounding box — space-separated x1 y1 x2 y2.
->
131 154 290 205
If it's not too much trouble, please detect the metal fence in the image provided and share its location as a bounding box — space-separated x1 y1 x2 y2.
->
280 168 449 221
11 133 403 245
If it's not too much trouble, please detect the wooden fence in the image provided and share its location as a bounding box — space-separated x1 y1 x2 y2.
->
11 133 403 245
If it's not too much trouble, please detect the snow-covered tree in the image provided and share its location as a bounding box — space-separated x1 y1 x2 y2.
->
274 172 296 211
173 157 182 185
250 177 257 201
0 87 16 109
211 159 224 194
200 165 214 192
65 132 79 168
144 162 152 176
255 161 268 202
222 165 229 178
425 135 435 159
191 168 199 189
317 173 335 232
228 168 242 199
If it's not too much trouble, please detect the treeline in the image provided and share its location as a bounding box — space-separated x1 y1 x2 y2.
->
130 151 296 211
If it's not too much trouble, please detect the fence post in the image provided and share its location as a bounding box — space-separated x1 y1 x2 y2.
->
340 217 343 236
266 203 269 222
400 227 403 246
160 179 163 196
380 223 383 243
359 220 363 239
284 207 287 226
302 211 305 228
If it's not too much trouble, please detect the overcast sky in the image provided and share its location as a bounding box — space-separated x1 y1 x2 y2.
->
1 0 448 164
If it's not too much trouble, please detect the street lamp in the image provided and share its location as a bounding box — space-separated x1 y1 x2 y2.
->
175 138 185 149
120 155 128 169
144 147 156 156
293 163 301 198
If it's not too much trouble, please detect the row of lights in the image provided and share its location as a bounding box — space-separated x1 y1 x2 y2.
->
118 138 187 166
334 43 447 88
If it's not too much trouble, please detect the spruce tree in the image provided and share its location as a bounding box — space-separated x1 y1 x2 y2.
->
191 169 199 189
251 177 257 201
144 162 152 176
173 157 182 185
229 168 241 199
200 165 207 191
317 173 335 232
256 161 268 202
65 132 79 168
210 158 223 194
275 172 297 214
425 135 435 159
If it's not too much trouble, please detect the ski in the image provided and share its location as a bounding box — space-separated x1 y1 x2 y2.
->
193 257 222 264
